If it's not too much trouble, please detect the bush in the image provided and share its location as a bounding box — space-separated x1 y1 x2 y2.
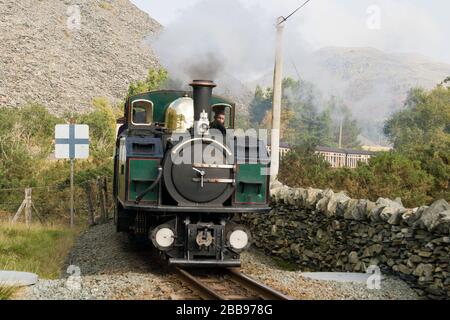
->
0 101 116 221
279 145 332 188
354 152 434 207
279 147 435 208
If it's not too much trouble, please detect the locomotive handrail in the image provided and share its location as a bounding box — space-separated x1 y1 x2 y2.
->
171 137 233 157
135 167 163 204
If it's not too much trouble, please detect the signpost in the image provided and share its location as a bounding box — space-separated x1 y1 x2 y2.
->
55 123 89 228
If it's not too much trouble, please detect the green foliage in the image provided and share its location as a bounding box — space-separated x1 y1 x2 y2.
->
0 105 60 189
78 97 118 161
0 100 117 220
249 77 360 148
126 68 168 98
354 152 434 206
280 81 450 208
279 148 434 207
249 85 272 125
384 86 450 151
279 145 332 188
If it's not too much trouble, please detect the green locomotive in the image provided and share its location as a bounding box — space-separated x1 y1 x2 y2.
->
113 80 270 267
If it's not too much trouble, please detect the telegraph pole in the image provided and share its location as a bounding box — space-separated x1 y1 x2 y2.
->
269 0 313 183
270 17 285 182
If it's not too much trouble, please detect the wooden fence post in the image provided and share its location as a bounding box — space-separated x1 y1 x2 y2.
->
98 178 107 223
12 188 32 225
85 181 95 226
103 177 109 210
25 188 32 226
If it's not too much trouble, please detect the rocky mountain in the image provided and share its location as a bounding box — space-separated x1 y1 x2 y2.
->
310 47 450 121
0 0 161 115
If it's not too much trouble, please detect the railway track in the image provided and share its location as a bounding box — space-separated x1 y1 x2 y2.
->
174 267 292 300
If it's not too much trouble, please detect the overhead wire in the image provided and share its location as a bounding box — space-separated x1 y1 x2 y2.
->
278 0 313 25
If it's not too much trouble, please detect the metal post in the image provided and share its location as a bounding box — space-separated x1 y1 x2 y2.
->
270 17 285 182
70 158 74 228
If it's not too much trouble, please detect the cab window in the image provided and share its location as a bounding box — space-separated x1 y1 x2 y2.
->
212 104 232 128
131 100 153 125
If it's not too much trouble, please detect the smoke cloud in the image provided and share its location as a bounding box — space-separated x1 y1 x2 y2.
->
144 0 450 144
149 0 277 87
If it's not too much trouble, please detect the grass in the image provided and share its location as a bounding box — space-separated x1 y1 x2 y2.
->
0 223 82 280
0 285 16 300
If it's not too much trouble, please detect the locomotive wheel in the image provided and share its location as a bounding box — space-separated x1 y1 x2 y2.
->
115 201 130 232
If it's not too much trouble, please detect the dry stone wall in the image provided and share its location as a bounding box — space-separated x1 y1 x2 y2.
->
243 181 450 300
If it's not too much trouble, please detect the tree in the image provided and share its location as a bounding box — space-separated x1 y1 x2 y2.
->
126 68 168 98
384 85 450 151
250 77 341 147
248 85 272 125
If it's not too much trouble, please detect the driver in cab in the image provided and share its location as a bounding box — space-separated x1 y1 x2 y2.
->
210 110 226 135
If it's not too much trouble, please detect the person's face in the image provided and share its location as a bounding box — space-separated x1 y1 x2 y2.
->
216 114 225 125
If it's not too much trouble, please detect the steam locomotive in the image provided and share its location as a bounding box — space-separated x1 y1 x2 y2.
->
113 80 270 267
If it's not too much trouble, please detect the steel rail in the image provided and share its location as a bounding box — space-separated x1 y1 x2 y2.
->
227 268 292 300
174 267 292 300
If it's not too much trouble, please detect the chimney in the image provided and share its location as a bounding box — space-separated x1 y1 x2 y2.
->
190 80 216 121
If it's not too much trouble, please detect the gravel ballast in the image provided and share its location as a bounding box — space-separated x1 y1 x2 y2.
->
17 222 419 300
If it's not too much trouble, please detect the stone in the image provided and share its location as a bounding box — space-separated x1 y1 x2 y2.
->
418 250 433 258
387 211 403 225
419 199 450 232
0 271 38 286
348 251 359 264
316 188 334 213
303 249 315 258
409 255 422 263
397 264 412 275
369 197 404 222
305 188 323 208
394 197 404 207
290 243 302 256
380 206 404 222
269 180 283 190
363 244 383 257
414 263 434 278
325 192 351 217
344 199 368 221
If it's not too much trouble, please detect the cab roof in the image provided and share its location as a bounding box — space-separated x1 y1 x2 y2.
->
126 90 235 124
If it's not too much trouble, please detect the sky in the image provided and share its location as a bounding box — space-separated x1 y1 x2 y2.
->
131 0 450 64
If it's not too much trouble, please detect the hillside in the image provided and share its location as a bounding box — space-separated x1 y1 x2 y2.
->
253 47 450 122
311 47 450 120
0 0 161 115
